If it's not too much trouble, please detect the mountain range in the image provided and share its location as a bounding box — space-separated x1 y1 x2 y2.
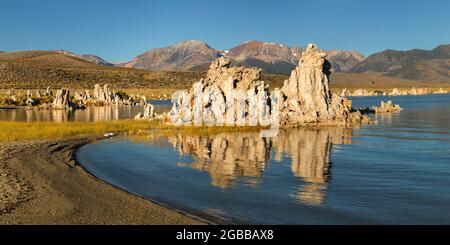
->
118 40 365 74
1 48 443 92
117 40 450 83
350 45 450 82
119 40 220 71
1 40 450 83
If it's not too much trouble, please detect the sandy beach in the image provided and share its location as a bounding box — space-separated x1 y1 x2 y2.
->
0 137 205 224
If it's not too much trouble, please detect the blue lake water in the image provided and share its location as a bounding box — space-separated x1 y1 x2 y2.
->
76 94 450 224
0 100 172 122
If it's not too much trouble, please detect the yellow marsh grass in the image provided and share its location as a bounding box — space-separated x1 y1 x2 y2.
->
0 120 158 142
0 119 266 142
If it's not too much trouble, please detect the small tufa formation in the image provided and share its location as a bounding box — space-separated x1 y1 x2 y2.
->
51 88 71 110
35 89 42 98
134 103 156 120
169 44 369 127
352 89 376 96
340 88 350 97
93 84 115 105
6 89 17 102
434 88 448 94
45 86 52 97
51 88 83 110
74 90 91 103
338 87 450 97
73 84 145 106
373 100 402 113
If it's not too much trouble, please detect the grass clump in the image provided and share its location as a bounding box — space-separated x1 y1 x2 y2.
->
0 119 268 142
0 120 160 142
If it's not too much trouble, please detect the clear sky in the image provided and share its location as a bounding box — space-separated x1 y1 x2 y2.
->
1 0 449 62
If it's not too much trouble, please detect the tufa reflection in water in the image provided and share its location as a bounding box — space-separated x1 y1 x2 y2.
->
0 104 171 122
157 127 353 205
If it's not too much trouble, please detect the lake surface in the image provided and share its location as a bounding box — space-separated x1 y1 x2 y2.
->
76 94 450 224
0 100 172 122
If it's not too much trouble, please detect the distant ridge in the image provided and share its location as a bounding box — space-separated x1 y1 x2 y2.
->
120 40 365 74
350 44 450 82
3 41 450 83
52 50 113 66
118 40 222 71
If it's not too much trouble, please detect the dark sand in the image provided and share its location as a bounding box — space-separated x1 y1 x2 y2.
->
0 137 205 224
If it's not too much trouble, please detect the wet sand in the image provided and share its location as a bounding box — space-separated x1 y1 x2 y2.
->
0 137 205 224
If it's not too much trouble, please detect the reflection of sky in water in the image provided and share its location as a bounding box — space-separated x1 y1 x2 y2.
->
77 94 450 224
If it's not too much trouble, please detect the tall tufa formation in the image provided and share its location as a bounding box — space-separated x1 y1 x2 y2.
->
169 44 368 127
279 43 363 125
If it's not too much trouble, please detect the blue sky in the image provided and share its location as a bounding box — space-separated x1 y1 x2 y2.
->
1 0 449 62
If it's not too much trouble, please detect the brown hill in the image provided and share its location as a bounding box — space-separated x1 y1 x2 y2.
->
0 51 203 90
52 50 113 66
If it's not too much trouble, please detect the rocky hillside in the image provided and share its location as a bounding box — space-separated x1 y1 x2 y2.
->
120 40 365 74
52 50 113 66
350 44 450 82
119 40 221 71
226 41 363 73
225 40 300 74
0 50 202 89
326 50 365 72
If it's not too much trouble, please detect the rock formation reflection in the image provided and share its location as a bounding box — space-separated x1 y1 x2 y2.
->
165 127 353 205
170 133 270 188
0 103 171 122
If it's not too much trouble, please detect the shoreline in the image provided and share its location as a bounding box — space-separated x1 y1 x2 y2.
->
75 137 222 225
0 137 207 224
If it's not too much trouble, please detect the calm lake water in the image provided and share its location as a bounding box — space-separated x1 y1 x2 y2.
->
0 100 172 122
76 94 450 224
